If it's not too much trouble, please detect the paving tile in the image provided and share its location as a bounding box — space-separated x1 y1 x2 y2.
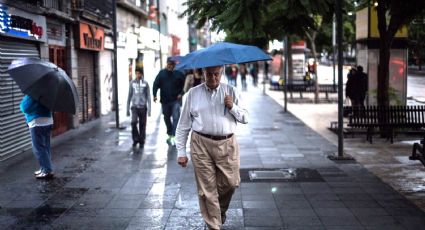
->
243 208 280 217
314 208 354 217
356 215 402 226
244 214 283 227
309 200 346 208
283 216 323 227
350 207 389 216
279 208 317 217
242 201 277 209
343 200 381 208
319 215 362 226
275 200 312 209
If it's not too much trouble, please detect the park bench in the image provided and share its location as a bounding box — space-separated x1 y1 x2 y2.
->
284 81 337 100
346 105 425 143
409 137 425 167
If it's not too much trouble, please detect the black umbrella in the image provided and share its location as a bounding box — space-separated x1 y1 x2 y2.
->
7 58 79 114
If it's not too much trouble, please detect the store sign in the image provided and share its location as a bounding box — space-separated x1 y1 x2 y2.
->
78 22 104 51
0 4 47 42
356 7 408 40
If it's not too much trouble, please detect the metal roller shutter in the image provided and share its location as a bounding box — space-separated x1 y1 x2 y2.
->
0 39 40 161
77 50 96 123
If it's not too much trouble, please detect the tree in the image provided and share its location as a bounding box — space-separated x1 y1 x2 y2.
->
373 0 425 106
182 0 334 101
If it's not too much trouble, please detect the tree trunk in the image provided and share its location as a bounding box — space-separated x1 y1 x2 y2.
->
377 1 392 137
377 40 391 107
377 2 390 107
288 36 294 83
311 41 319 103
306 31 320 103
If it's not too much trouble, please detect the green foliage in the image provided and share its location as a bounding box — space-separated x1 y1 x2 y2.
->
182 0 335 48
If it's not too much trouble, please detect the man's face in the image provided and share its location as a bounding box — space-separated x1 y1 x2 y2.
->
166 61 175 71
136 71 142 80
204 66 223 89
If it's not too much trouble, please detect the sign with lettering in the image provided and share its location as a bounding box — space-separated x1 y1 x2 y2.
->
0 4 47 42
78 22 104 51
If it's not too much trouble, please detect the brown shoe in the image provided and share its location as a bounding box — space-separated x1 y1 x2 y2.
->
35 172 54 179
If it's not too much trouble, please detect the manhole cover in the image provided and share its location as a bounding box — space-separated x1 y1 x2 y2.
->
240 168 324 182
249 169 296 180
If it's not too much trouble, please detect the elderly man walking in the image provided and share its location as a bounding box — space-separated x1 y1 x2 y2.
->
175 65 248 230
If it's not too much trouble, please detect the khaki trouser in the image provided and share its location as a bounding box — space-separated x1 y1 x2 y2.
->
190 132 240 230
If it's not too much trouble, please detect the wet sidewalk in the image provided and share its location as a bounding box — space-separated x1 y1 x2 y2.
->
1 85 425 229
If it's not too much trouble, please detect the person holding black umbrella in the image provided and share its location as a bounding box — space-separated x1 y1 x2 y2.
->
20 95 54 179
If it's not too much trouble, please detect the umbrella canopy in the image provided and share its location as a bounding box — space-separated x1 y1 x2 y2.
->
176 42 271 70
7 58 79 114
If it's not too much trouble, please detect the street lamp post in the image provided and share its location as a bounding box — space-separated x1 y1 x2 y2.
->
112 0 119 128
156 0 163 68
284 36 288 112
328 0 353 160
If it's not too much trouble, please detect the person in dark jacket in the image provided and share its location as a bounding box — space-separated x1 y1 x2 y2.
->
127 69 151 148
346 65 368 108
20 95 54 179
153 58 185 146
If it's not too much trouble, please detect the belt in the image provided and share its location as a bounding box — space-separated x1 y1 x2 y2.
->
195 131 233 141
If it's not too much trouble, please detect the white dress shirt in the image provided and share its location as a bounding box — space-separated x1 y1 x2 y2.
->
175 83 248 157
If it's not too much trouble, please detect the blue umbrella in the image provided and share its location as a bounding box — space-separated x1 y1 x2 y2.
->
175 42 271 70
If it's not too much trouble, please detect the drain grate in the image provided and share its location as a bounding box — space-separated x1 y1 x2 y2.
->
249 169 296 180
241 168 324 182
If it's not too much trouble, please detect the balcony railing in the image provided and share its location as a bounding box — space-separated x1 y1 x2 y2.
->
42 0 62 11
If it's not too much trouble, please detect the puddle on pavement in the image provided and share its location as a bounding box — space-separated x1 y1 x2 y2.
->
62 157 97 174
6 205 67 227
36 177 72 194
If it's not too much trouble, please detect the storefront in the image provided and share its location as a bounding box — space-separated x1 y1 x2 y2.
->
99 35 114 115
46 18 70 136
76 22 104 123
138 26 161 84
117 31 138 123
0 4 47 160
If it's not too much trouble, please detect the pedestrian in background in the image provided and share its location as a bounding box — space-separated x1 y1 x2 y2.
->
184 68 204 93
20 95 54 179
175 65 248 230
153 58 186 146
224 65 232 85
346 65 367 108
250 62 259 87
239 63 248 90
230 64 238 87
127 69 151 148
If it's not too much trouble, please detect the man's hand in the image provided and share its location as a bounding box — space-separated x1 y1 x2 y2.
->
153 97 157 103
177 94 182 100
224 95 233 110
178 156 188 167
